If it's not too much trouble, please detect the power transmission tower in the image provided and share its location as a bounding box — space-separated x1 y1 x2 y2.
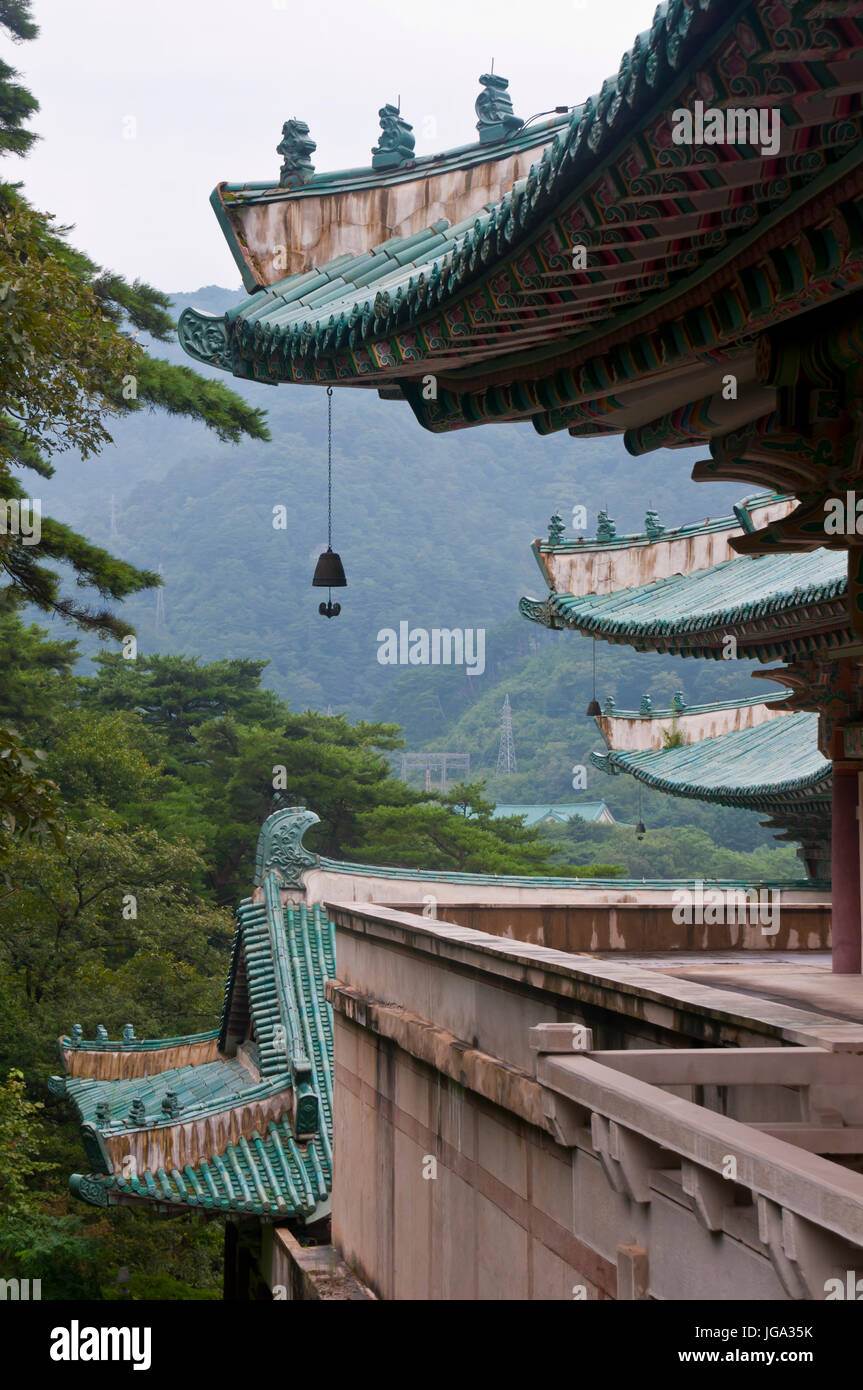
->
496 693 516 774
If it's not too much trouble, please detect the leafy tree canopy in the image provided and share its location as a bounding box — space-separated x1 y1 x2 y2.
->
80 653 284 751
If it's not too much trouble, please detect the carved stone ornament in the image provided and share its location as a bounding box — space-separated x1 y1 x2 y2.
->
70 1174 109 1207
177 308 233 371
596 509 617 541
277 118 316 187
475 73 523 144
645 508 664 538
372 105 415 169
254 806 321 888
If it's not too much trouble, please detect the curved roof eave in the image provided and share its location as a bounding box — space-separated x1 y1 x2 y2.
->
178 0 755 383
590 710 831 805
519 548 849 658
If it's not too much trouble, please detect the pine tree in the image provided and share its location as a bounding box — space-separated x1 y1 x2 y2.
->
0 2 270 638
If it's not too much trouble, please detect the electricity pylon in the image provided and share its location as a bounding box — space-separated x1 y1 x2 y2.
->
496 693 516 774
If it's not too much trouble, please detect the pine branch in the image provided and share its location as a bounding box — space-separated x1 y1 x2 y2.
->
117 356 271 444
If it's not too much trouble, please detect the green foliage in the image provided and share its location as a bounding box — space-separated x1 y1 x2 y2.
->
0 722 60 851
0 2 39 160
348 780 601 876
79 652 284 750
0 1204 222 1300
0 194 139 466
0 1211 99 1298
0 611 70 853
0 824 230 1015
0 1068 55 1216
44 709 162 817
119 355 269 446
0 602 78 728
662 724 686 749
102 1269 220 1301
541 818 802 881
93 1210 223 1301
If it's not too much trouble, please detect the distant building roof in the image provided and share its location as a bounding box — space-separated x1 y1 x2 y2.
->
592 709 831 879
596 692 792 754
593 711 829 808
492 802 615 827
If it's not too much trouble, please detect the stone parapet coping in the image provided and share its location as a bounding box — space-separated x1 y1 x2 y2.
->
326 903 863 1053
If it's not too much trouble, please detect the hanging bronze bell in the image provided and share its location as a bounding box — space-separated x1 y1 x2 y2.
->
586 698 601 716
635 819 646 839
312 547 347 588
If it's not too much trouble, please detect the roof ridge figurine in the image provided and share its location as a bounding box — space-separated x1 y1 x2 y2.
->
476 72 524 144
277 118 316 187
596 508 617 542
645 507 664 539
372 104 415 169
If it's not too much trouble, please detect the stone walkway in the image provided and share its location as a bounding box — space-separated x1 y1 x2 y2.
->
594 952 863 1026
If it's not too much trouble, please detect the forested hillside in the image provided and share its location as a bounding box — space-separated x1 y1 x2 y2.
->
26 285 794 863
42 286 751 719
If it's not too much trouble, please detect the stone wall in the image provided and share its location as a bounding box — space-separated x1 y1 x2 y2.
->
327 904 863 1300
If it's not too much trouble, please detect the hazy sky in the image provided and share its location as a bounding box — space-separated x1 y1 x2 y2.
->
16 0 658 290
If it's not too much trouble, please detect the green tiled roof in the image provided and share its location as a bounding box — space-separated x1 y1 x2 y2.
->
492 802 613 826
70 1115 329 1219
207 209 489 356
65 1058 275 1128
62 863 335 1222
316 855 821 892
592 711 830 808
535 494 788 557
604 693 789 721
520 548 848 659
178 0 739 384
176 0 863 475
219 111 568 202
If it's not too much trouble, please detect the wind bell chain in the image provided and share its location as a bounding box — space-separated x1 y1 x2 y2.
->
313 385 347 617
